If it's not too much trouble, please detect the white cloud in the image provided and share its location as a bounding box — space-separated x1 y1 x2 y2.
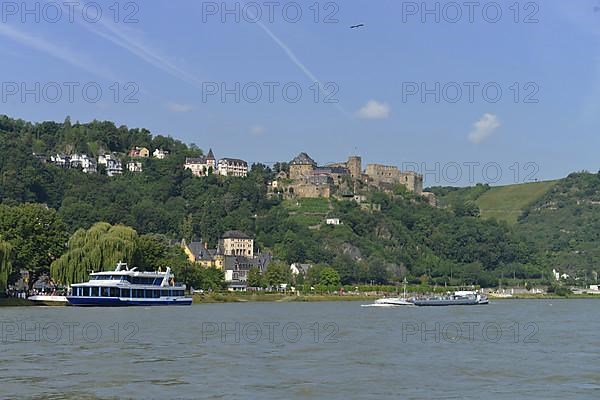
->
167 102 193 113
250 125 266 136
356 100 391 119
468 113 500 144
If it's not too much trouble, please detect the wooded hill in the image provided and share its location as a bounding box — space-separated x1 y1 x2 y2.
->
1 115 596 288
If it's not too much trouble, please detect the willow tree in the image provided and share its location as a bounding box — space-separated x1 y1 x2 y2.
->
51 223 138 286
0 240 14 296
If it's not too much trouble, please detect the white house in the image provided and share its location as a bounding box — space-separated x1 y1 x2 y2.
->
326 218 341 226
98 154 123 177
127 161 143 173
50 154 97 173
49 154 69 168
70 154 97 174
290 263 312 276
184 149 216 177
217 158 248 177
153 149 169 159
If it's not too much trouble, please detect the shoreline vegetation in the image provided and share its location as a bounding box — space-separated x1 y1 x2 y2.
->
3 293 600 307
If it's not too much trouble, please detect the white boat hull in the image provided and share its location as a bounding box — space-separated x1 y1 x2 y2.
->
27 295 69 305
374 298 414 306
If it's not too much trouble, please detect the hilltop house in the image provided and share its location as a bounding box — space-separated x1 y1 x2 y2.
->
184 149 216 177
49 154 97 174
98 154 123 177
218 158 248 177
127 161 143 173
129 147 150 158
153 149 169 159
70 154 97 174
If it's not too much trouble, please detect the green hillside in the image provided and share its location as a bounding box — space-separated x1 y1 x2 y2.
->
476 181 559 224
430 180 559 224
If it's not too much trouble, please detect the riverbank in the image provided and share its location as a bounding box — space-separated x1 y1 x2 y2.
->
489 293 600 300
0 298 36 307
193 292 600 304
192 293 374 304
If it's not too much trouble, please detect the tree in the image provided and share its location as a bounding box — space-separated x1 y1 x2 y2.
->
0 240 14 295
0 204 67 282
51 223 137 285
320 267 340 288
248 267 264 288
265 261 290 288
198 267 225 291
180 214 194 243
133 234 170 271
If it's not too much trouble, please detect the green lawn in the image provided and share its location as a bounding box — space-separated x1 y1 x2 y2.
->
476 180 558 224
282 198 330 213
282 198 330 227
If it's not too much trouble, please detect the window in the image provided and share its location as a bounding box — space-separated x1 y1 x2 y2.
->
109 287 119 297
92 287 100 297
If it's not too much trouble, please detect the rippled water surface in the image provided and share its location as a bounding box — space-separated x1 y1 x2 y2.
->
1 300 600 399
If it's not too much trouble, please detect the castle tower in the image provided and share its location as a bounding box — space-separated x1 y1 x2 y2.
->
347 156 362 179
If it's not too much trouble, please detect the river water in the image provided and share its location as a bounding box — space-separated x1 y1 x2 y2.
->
1 300 599 399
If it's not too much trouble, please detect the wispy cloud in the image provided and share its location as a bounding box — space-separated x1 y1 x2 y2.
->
167 102 193 113
59 2 205 89
356 100 391 119
0 24 118 82
468 113 500 144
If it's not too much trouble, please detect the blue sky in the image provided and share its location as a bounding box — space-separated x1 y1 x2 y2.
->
1 0 599 186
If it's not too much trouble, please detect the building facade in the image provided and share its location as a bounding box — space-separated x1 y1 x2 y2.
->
50 154 97 174
127 161 143 173
129 147 150 158
182 232 271 291
98 154 123 177
153 149 169 159
184 149 216 177
220 231 254 257
217 158 248 177
289 152 317 179
365 164 424 195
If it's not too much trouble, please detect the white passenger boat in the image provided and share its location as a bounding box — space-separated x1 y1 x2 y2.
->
66 262 192 307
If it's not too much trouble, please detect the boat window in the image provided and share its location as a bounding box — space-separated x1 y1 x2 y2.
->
92 287 99 297
103 287 110 297
109 287 119 297
161 289 169 297
152 289 160 298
